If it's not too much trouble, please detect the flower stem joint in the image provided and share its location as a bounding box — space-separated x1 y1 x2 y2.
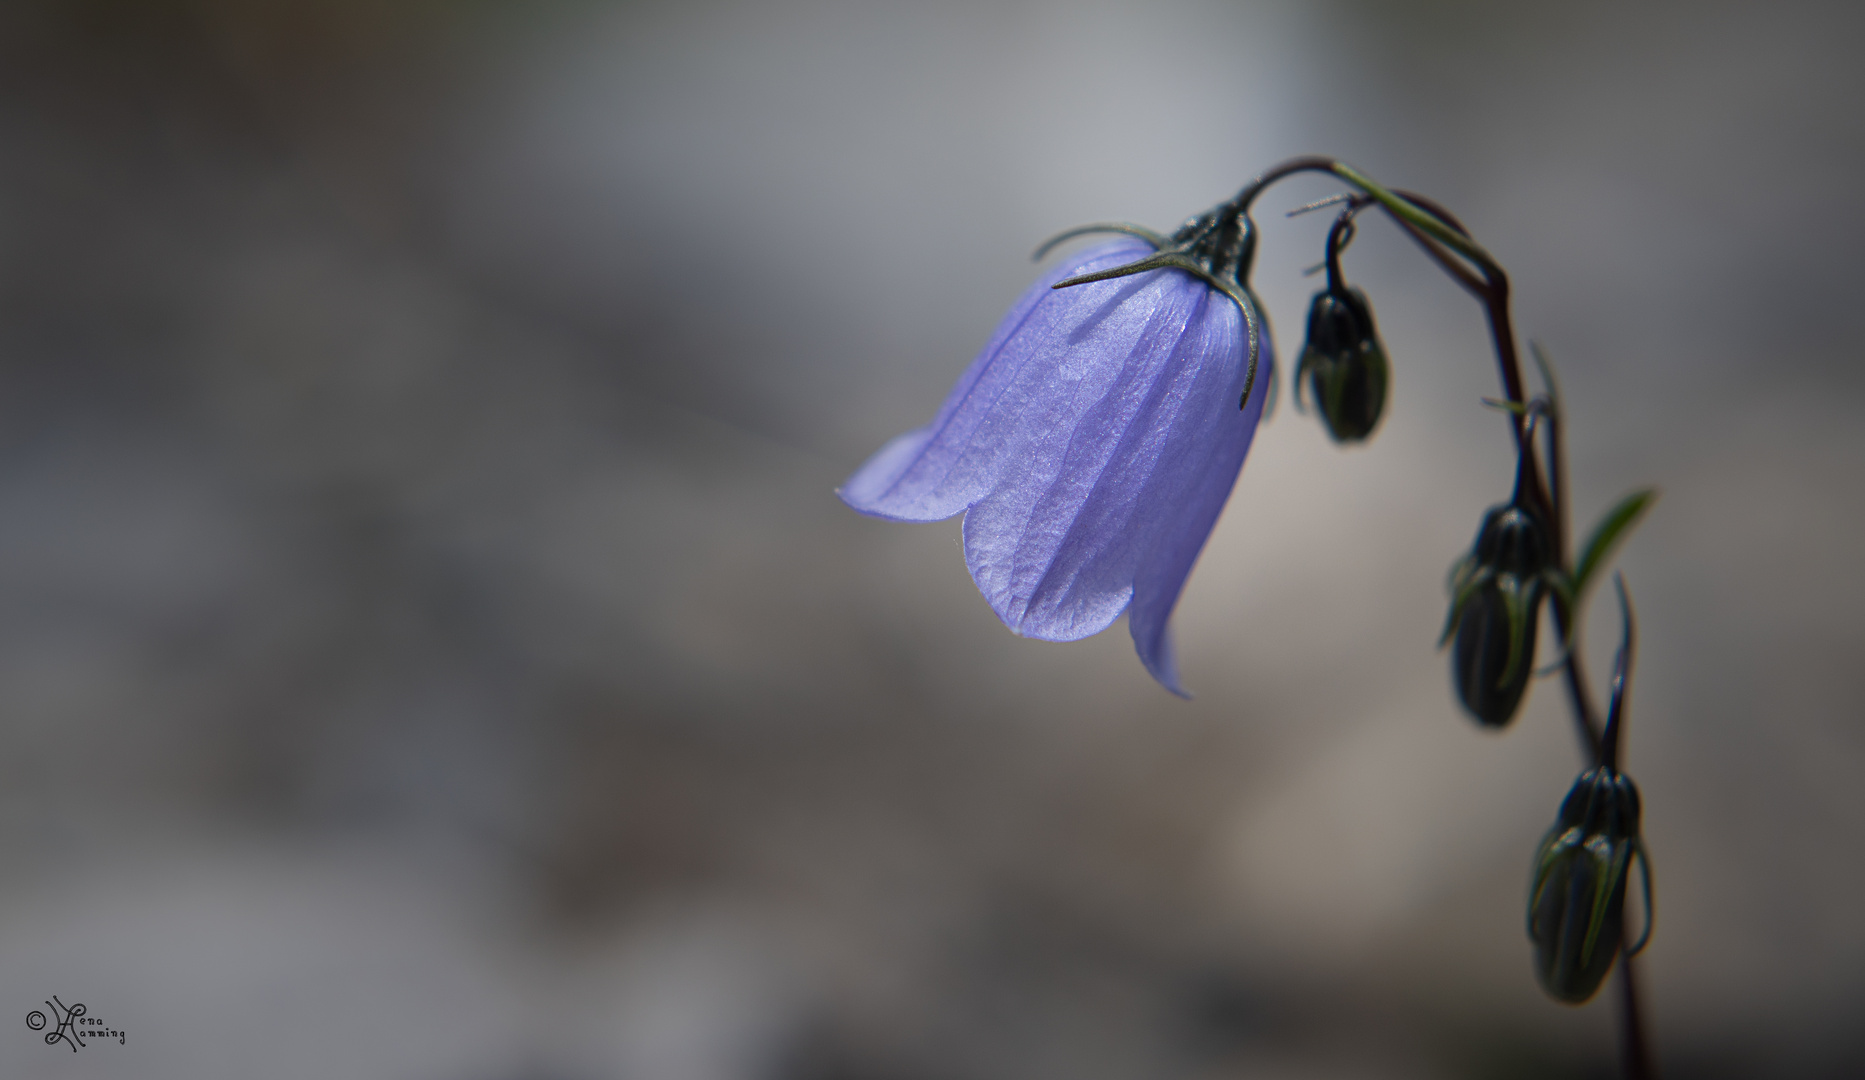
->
1529 765 1651 1004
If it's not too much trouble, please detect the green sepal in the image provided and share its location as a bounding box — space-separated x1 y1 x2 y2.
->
1580 835 1635 968
1291 345 1317 414
1439 557 1489 647
1325 336 1388 436
1529 827 1575 915
1495 575 1539 690
1626 839 1654 957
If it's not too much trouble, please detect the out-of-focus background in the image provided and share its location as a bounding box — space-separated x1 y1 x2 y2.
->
2 1 1861 1076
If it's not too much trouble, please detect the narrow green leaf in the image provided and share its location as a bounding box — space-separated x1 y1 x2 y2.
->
1573 489 1658 601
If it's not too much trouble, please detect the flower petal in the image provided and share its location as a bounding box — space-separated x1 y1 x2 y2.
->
1127 324 1273 696
837 239 1158 521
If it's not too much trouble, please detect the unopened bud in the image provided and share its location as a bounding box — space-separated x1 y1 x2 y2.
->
1295 287 1389 443
1529 766 1647 1004
1445 502 1553 727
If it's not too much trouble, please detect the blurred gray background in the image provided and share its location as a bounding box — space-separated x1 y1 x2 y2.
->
2 1 1861 1077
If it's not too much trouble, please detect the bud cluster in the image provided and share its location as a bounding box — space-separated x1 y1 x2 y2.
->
1272 174 1662 1026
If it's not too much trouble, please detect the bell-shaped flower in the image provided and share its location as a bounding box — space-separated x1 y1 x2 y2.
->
839 238 1273 696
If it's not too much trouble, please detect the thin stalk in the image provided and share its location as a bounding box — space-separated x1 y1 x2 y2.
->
1323 208 1357 296
1616 957 1656 1080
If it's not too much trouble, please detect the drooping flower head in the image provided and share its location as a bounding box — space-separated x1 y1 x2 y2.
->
839 208 1272 696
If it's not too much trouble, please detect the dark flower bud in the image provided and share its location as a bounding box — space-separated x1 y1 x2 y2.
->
1444 501 1553 727
1529 766 1649 1004
1294 287 1389 443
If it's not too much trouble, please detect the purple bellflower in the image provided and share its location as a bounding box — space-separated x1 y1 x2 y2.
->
839 222 1274 696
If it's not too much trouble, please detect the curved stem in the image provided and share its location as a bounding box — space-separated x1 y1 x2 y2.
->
1230 154 1349 216
1552 596 1606 763
1388 216 1487 295
1323 206 1360 296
